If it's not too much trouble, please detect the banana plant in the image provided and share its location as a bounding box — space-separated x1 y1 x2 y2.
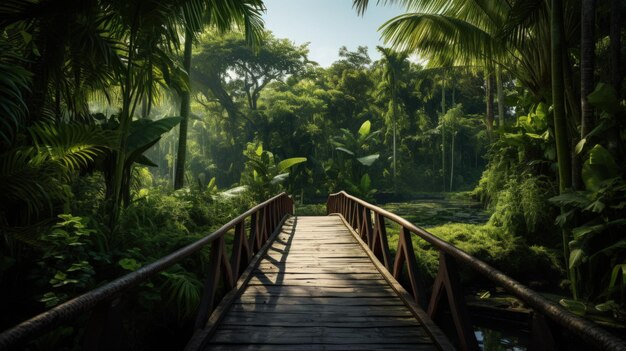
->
330 120 380 195
550 145 626 309
241 143 307 201
98 115 182 208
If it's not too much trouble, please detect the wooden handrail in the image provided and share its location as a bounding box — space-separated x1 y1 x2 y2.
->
327 191 626 351
0 193 294 349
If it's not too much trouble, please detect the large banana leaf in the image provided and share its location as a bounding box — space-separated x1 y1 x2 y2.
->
126 117 182 154
582 144 619 191
277 157 307 173
357 154 379 166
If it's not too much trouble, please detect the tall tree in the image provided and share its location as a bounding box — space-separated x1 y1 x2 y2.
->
174 0 265 189
377 46 408 192
580 0 595 139
608 0 622 157
551 0 575 298
175 29 195 189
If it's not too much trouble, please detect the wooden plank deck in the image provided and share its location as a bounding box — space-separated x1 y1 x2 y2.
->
199 216 452 350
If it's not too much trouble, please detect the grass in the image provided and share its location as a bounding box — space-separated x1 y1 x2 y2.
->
295 203 327 216
380 194 562 288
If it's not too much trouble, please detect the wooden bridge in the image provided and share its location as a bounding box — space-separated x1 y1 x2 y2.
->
1 192 625 351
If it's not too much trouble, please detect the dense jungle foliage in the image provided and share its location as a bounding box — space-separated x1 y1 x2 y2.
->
1 0 625 349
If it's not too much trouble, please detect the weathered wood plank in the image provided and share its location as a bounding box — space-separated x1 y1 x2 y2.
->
228 304 414 315
251 272 385 280
247 277 389 286
234 296 405 306
254 267 381 274
211 326 432 344
198 215 448 350
241 285 398 297
207 344 438 351
220 314 421 327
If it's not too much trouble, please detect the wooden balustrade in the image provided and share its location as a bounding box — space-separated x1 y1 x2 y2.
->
0 193 294 350
327 191 626 351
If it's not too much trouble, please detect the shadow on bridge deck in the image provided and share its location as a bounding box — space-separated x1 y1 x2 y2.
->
189 215 453 351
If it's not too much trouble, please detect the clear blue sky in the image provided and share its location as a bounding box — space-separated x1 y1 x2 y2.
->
262 0 405 67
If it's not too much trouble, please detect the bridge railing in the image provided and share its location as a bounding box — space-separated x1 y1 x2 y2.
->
327 191 626 351
0 193 293 350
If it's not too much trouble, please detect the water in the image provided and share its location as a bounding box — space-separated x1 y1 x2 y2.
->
381 197 490 228
475 326 528 351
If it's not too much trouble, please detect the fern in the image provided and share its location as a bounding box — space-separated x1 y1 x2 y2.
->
0 123 115 220
0 38 31 146
161 265 202 321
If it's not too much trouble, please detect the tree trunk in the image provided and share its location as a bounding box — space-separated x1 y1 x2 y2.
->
608 0 622 158
610 0 622 91
449 132 455 191
496 66 505 130
577 0 596 192
392 87 398 193
485 70 494 139
441 72 446 114
552 0 575 298
441 74 446 192
174 29 193 190
110 28 138 228
441 120 446 192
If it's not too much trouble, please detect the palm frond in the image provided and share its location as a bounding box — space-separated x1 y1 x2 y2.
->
29 122 117 172
380 13 499 67
0 38 31 146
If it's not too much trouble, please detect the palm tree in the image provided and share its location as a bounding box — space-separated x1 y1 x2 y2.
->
0 0 122 123
353 0 579 287
377 46 408 193
580 0 595 139
174 0 265 189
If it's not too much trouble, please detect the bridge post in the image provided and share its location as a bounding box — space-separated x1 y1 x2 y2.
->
371 213 392 270
362 207 373 246
427 252 478 351
194 236 227 330
230 222 251 281
392 227 425 306
83 297 124 350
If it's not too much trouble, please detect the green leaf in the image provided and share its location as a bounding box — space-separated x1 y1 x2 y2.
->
584 200 605 213
335 147 354 156
535 102 548 120
582 144 619 191
135 154 158 167
271 173 289 184
356 154 379 166
525 133 543 139
569 248 585 269
277 157 307 173
571 225 598 240
559 298 587 316
607 264 626 291
548 192 589 208
593 239 626 258
575 138 586 154
358 120 371 138
255 144 263 156
126 117 182 153
118 258 141 271
587 83 620 114
207 177 217 192
360 173 371 190
595 300 618 312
